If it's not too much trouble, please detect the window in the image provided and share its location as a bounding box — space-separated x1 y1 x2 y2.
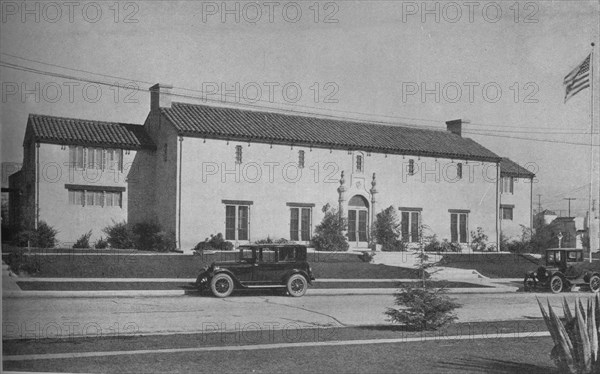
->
68 146 122 171
68 190 84 206
457 163 463 179
235 145 243 164
69 146 84 168
500 205 514 220
86 191 95 206
356 155 363 173
400 208 421 243
223 200 252 240
96 148 104 169
501 177 514 194
298 150 305 168
408 159 415 175
106 149 123 171
290 207 312 241
66 185 122 208
450 211 469 243
87 148 95 169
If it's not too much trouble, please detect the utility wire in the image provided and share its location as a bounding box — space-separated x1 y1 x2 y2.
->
2 52 594 133
2 58 599 147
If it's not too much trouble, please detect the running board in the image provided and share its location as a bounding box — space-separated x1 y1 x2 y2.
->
244 285 286 288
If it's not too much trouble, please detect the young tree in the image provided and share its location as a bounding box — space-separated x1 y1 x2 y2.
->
385 224 461 330
312 204 349 252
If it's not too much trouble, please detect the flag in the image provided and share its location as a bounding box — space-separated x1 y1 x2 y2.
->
563 53 591 103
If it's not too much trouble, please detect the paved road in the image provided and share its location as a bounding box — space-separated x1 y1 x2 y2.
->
3 291 595 340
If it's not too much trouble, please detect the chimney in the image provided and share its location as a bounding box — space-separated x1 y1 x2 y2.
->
150 83 173 111
446 119 468 137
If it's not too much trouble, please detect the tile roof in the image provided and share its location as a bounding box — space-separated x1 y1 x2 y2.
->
500 158 535 178
161 102 501 162
27 114 155 150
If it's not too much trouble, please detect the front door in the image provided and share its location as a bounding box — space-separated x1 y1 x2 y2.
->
348 195 369 246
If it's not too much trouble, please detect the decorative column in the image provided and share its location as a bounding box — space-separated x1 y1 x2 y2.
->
337 171 347 235
370 172 378 226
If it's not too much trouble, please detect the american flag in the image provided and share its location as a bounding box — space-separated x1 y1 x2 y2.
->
563 53 591 103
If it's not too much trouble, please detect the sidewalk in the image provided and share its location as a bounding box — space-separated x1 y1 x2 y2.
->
4 276 520 298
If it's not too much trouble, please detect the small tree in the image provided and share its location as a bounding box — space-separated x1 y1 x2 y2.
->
194 233 234 251
470 227 489 252
312 204 349 252
372 206 403 251
103 221 134 249
16 221 58 248
94 237 109 249
73 230 92 249
385 224 461 330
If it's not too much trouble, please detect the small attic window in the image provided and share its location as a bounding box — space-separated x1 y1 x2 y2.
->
235 145 243 164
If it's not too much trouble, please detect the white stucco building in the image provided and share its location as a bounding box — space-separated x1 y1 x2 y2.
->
9 83 535 251
8 115 155 245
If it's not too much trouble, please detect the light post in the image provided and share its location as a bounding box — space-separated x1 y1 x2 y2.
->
558 232 563 249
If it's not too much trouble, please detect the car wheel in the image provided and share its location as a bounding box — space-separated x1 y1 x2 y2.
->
287 274 307 297
550 275 563 294
210 273 234 298
590 275 600 293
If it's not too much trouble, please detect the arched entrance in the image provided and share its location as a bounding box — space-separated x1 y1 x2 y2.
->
348 195 369 246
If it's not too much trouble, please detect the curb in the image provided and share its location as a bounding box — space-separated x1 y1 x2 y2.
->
2 287 519 299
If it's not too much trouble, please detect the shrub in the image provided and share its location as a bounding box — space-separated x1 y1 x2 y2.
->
312 204 349 252
372 206 404 251
6 250 41 275
254 237 290 244
103 221 134 249
385 282 461 330
358 251 375 263
131 222 162 251
386 228 460 331
16 221 58 248
154 231 177 252
94 237 109 249
73 230 92 249
424 235 461 253
194 233 234 252
470 227 489 251
538 296 600 373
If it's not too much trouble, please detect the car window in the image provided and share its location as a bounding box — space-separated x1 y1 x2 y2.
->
567 252 578 262
240 249 255 263
279 248 296 262
258 248 277 263
547 251 561 266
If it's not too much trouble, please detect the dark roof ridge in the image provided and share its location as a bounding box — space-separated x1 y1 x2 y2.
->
28 113 141 127
166 101 449 135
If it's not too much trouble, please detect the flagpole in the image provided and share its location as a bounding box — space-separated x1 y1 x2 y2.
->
589 42 596 262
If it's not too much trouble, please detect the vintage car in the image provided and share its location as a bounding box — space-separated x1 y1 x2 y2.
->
524 248 600 293
196 244 315 298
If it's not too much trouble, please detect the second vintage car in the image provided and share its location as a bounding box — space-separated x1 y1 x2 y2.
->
196 244 315 298
524 248 600 293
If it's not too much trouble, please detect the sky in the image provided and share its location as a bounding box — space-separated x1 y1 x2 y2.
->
1 0 599 216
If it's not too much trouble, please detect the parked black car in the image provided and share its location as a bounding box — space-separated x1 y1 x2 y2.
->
196 244 315 298
524 248 600 293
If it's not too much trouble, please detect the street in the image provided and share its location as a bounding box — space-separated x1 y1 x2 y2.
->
3 291 593 339
4 291 584 373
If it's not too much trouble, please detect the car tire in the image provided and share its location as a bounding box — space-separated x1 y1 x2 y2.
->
590 275 600 293
287 274 308 297
550 275 563 294
210 273 234 298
